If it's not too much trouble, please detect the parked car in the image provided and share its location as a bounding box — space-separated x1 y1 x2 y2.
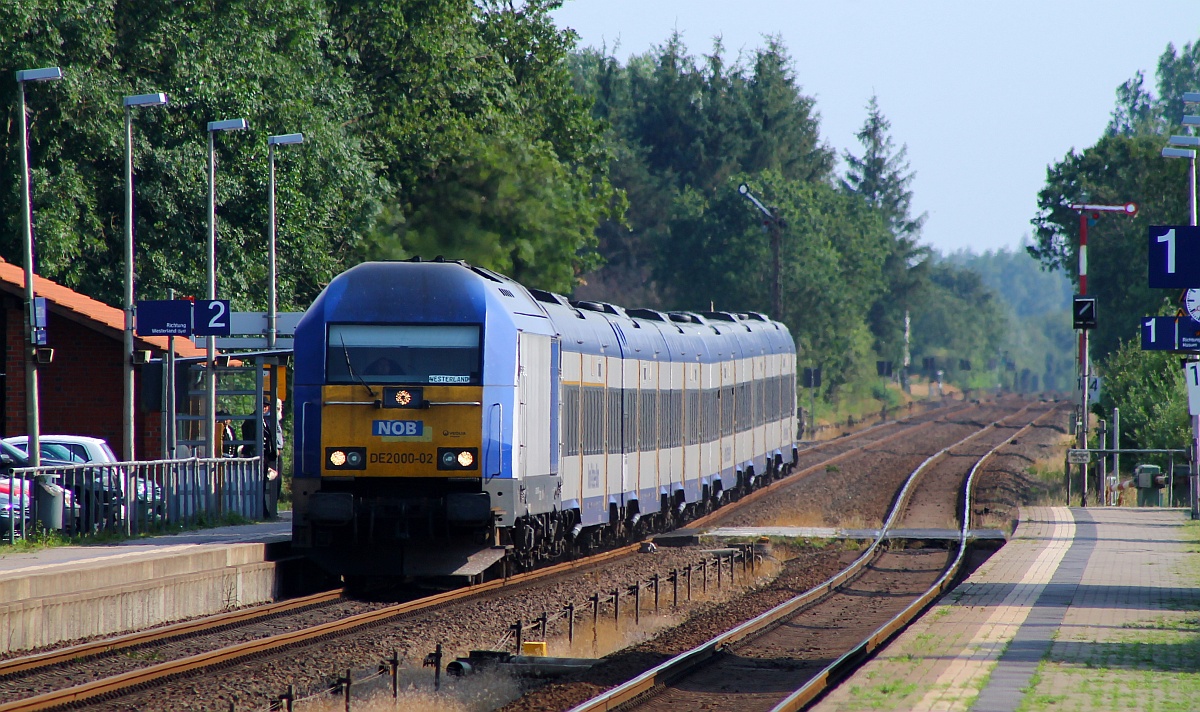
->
5 435 163 527
0 441 79 533
0 490 30 538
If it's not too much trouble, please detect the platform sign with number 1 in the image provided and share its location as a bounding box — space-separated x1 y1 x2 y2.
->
1149 226 1200 288
1187 362 1200 416
193 299 231 336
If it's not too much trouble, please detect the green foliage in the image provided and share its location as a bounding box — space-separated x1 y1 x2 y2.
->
567 35 836 305
1 0 615 312
363 131 619 291
659 172 889 384
841 95 930 364
1029 134 1186 360
1097 339 1189 457
1 0 386 310
944 246 1074 392
911 261 1009 385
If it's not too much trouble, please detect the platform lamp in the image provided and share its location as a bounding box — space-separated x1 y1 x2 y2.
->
122 92 168 463
16 66 62 468
205 118 249 460
266 133 303 350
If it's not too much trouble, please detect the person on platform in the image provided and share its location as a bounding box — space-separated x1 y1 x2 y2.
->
243 400 284 518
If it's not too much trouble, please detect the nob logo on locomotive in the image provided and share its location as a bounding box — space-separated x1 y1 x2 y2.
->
372 420 424 437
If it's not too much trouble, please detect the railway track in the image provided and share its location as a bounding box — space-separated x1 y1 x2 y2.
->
565 402 1062 712
0 397 1007 711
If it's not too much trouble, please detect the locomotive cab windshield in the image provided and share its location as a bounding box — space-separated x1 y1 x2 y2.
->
325 324 482 385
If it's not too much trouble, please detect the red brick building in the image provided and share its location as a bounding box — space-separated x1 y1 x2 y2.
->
0 259 204 458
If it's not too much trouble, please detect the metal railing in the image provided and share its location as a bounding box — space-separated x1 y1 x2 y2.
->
2 456 263 544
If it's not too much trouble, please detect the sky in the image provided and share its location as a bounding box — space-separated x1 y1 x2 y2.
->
551 0 1200 256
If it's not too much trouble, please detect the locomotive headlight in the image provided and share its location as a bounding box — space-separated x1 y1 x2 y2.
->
437 447 479 471
326 447 367 471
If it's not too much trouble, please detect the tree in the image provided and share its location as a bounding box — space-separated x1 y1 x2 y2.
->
841 95 929 366
1029 134 1186 360
659 173 890 384
338 0 619 288
1 0 383 311
567 35 836 307
1095 339 1189 460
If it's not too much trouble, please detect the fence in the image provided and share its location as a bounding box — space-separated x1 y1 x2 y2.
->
257 544 762 711
3 456 263 544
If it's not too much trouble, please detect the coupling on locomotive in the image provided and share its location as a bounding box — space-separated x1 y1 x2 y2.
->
291 258 798 581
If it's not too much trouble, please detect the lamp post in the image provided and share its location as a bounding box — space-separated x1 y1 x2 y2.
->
736 183 784 318
205 118 249 458
1166 95 1200 517
266 133 303 349
16 66 62 468
122 92 168 463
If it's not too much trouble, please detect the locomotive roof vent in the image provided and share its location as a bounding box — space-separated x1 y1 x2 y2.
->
469 265 506 283
572 300 621 315
701 311 738 322
626 308 668 322
528 288 570 306
668 312 701 324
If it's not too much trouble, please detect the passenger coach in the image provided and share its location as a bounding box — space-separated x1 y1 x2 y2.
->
291 259 797 581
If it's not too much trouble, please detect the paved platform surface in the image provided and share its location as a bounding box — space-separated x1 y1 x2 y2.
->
0 512 290 574
812 506 1200 712
0 513 294 653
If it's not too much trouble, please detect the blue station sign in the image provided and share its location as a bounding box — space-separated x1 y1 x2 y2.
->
1148 226 1200 288
136 300 193 336
1141 316 1200 351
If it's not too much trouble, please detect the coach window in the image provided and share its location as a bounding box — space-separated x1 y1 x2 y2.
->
563 386 580 457
607 389 622 455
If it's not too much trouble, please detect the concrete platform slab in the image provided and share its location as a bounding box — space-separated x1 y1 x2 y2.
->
810 506 1200 712
0 514 296 654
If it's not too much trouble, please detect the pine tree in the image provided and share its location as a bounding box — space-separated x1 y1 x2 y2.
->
841 95 929 368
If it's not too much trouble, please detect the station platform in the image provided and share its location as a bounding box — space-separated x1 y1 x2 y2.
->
811 506 1200 712
0 514 297 654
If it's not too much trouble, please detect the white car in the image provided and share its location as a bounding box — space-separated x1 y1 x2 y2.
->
5 435 163 528
5 435 119 464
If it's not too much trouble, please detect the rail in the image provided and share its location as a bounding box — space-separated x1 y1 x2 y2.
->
2 455 263 543
0 401 996 711
768 405 1056 711
568 403 1050 712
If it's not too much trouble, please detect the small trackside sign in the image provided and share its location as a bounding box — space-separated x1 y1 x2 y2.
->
1067 449 1092 465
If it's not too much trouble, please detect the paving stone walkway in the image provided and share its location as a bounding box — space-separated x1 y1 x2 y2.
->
810 506 1200 711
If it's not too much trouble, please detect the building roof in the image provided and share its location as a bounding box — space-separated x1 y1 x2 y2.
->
0 259 205 358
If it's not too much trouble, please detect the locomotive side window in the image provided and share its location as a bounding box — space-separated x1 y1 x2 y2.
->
326 324 481 385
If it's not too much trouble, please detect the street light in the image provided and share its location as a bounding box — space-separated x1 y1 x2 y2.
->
266 133 303 349
736 183 784 319
16 66 62 467
205 118 249 459
122 91 168 462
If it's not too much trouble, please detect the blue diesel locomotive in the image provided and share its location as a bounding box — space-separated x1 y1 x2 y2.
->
291 259 798 581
